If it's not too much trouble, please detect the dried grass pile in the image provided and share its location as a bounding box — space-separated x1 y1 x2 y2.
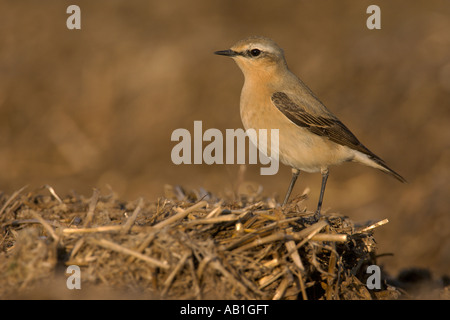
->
0 185 403 299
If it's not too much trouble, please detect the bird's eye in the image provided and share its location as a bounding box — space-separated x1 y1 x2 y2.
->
249 49 261 57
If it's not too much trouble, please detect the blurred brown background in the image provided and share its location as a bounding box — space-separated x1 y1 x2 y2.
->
0 1 448 277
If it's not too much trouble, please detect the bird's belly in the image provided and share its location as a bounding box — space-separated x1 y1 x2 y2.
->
277 127 350 172
240 97 352 173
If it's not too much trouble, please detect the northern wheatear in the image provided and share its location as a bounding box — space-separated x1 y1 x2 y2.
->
215 36 405 217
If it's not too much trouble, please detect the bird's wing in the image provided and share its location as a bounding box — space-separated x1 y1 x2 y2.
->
271 91 378 159
271 91 406 183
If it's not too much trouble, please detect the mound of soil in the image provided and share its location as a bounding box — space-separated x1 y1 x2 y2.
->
0 185 447 299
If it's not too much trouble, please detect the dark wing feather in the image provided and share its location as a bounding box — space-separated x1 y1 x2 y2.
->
271 91 376 157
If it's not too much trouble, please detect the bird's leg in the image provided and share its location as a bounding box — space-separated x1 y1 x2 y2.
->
315 168 329 219
282 168 300 206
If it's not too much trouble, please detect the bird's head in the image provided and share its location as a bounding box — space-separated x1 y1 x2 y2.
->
215 36 288 79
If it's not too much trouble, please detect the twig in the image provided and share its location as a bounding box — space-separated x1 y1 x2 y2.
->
293 220 328 250
205 201 223 219
121 197 144 234
334 255 343 299
84 188 100 227
44 185 65 206
184 214 238 226
356 218 389 233
326 242 338 300
259 270 284 289
161 252 190 296
29 210 60 243
311 234 347 242
68 238 85 262
153 201 207 229
272 273 291 300
209 259 255 299
0 185 27 217
233 220 328 253
187 256 202 299
222 217 300 251
232 232 294 253
285 237 304 271
1 218 59 228
64 225 145 234
295 269 308 300
88 238 169 269
126 231 159 264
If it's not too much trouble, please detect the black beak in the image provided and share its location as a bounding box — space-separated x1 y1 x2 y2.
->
214 49 238 57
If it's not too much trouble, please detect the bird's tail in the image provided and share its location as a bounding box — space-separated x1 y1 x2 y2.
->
354 151 407 183
373 158 407 183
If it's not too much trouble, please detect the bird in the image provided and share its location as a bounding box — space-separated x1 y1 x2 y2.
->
214 36 406 218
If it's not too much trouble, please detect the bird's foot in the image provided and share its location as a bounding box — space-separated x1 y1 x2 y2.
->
313 210 321 222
